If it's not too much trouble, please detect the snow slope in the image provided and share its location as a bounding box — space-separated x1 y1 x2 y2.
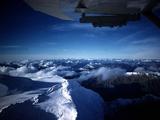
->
0 76 105 120
36 79 104 120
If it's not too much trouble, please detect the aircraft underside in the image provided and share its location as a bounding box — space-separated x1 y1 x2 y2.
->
25 0 160 28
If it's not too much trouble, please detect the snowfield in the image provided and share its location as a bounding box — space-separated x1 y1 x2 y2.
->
0 76 104 120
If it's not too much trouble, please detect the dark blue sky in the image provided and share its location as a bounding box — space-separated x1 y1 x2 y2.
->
0 0 160 60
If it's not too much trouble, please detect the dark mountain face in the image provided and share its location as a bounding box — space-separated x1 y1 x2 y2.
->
105 100 160 120
0 100 57 120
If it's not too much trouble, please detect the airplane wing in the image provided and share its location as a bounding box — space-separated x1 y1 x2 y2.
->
76 0 160 27
24 0 74 20
25 0 160 28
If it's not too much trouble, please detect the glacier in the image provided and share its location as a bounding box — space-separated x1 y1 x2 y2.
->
0 76 104 120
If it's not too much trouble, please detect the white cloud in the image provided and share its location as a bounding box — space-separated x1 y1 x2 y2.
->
117 29 148 44
134 67 145 73
8 65 38 77
0 63 68 83
95 67 126 81
78 67 126 82
0 66 15 75
131 37 159 45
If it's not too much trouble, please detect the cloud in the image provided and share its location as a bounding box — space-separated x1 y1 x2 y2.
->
0 45 21 49
13 66 65 83
117 29 147 44
130 46 160 59
95 67 126 81
0 59 159 84
63 49 70 52
10 61 124 82
25 70 64 83
51 22 92 32
149 65 159 72
51 22 119 33
78 67 126 82
130 37 159 45
0 61 69 83
9 66 29 76
84 33 96 38
134 67 145 73
0 66 15 75
7 64 39 77
46 42 57 45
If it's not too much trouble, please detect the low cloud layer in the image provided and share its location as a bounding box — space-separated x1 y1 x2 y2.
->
0 65 65 83
95 67 126 81
78 67 126 82
0 59 159 83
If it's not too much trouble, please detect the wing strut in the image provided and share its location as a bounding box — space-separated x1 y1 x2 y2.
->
143 0 160 28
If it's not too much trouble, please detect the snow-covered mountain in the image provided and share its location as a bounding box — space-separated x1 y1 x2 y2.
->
0 75 104 120
0 59 160 120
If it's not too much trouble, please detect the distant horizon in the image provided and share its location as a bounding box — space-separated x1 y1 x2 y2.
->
1 56 160 63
